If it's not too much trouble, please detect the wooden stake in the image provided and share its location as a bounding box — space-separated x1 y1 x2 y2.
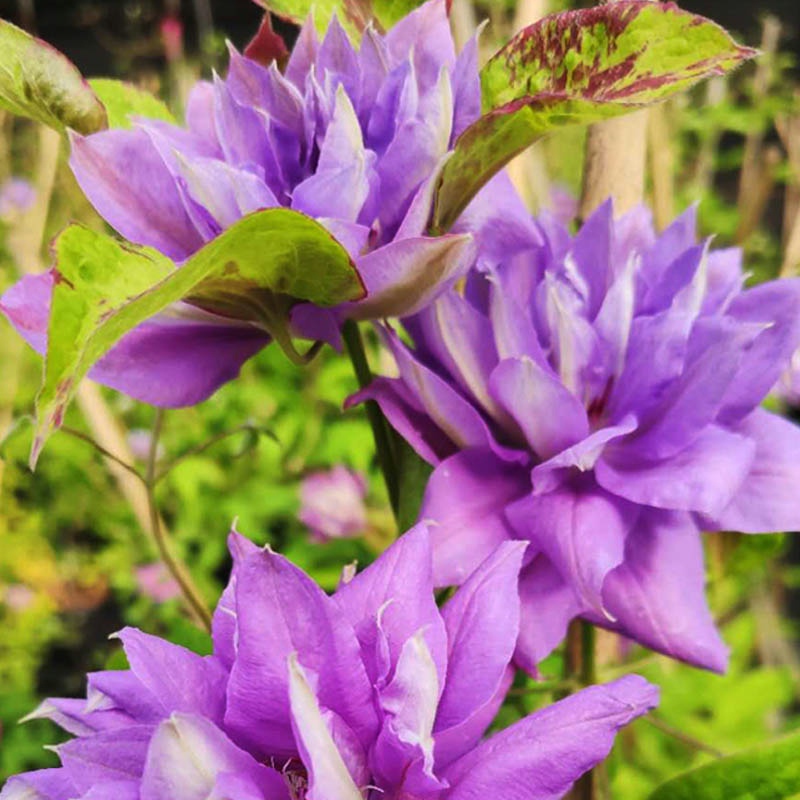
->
580 110 649 219
506 0 553 212
648 102 675 231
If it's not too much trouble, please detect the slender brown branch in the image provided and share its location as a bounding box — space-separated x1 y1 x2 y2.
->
154 422 275 484
60 426 145 482
145 410 212 631
644 714 725 759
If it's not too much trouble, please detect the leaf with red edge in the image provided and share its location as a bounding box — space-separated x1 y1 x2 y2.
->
431 1 756 232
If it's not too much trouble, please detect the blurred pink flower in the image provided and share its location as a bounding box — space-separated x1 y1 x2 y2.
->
0 178 35 218
3 584 35 611
299 465 368 541
160 15 184 63
135 563 180 603
546 183 579 226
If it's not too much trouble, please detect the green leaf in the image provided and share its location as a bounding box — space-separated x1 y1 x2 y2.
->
253 0 428 39
88 79 175 128
0 19 107 134
367 0 434 30
648 731 800 800
33 209 363 465
432 1 755 232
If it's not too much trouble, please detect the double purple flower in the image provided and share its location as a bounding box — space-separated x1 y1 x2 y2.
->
357 202 800 673
2 527 656 800
1 0 531 408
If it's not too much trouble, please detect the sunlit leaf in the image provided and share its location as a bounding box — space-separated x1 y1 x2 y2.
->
252 0 437 39
648 731 800 800
0 19 107 134
33 210 363 465
89 79 175 128
432 1 756 232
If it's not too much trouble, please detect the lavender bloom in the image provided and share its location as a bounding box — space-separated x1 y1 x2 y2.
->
1 0 533 409
299 465 368 541
1 526 657 800
355 202 800 674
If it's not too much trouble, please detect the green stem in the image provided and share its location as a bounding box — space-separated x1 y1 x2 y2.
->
252 291 324 366
145 410 212 631
581 620 597 686
565 620 598 800
342 320 400 517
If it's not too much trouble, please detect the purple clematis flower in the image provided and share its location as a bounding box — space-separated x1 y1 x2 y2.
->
1 525 657 800
299 465 368 541
354 201 800 674
1 0 533 408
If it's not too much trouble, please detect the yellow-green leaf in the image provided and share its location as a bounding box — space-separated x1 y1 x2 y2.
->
33 209 363 465
253 0 430 39
0 19 107 134
89 79 175 128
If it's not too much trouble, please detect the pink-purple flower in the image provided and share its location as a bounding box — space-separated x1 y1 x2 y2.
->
0 178 35 218
354 201 800 674
1 526 657 800
1 0 532 409
299 465 368 541
135 563 182 603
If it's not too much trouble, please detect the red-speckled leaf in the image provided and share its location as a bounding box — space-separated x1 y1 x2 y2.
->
0 19 107 134
432 1 756 232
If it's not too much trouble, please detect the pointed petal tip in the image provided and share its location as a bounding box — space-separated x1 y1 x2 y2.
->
604 673 660 715
18 700 51 725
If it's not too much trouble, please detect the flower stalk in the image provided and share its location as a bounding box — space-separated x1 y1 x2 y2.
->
145 409 212 631
342 319 400 518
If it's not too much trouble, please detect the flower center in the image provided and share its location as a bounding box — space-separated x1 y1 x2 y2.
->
586 376 614 428
271 758 309 800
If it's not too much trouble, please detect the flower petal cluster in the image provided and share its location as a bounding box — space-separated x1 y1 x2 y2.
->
355 201 800 673
1 526 656 800
299 465 368 540
1 0 533 408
